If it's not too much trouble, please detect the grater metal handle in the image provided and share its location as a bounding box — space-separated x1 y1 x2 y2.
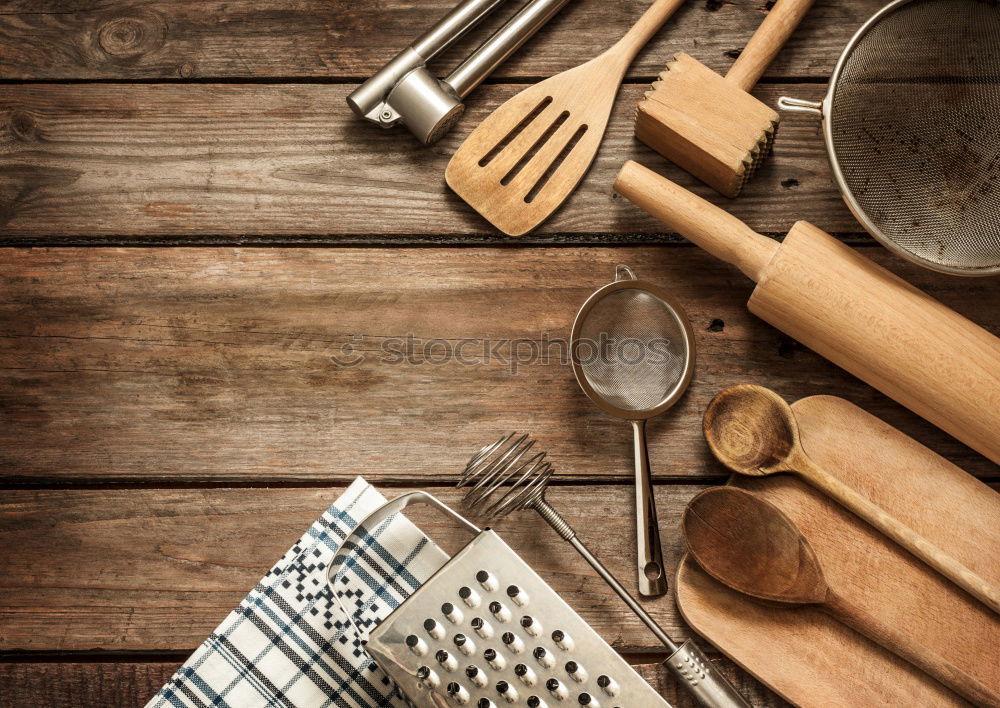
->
665 639 753 708
327 492 482 643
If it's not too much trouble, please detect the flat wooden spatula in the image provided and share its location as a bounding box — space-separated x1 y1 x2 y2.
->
446 0 686 236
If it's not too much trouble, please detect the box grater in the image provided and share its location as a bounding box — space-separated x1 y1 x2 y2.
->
328 492 675 707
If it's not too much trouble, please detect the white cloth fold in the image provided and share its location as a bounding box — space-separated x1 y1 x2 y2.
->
147 477 449 708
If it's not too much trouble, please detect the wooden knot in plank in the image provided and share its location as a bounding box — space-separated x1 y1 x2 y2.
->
96 12 166 59
6 110 40 143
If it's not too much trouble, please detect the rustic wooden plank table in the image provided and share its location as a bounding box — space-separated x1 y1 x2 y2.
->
0 1 997 706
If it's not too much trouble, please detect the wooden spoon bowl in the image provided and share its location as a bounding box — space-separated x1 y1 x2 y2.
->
683 486 826 604
702 383 1000 616
702 384 798 475
682 486 1000 706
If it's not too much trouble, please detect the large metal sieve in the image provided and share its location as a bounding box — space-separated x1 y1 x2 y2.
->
779 0 1000 276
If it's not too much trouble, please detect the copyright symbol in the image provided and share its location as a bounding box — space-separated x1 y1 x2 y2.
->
330 336 364 367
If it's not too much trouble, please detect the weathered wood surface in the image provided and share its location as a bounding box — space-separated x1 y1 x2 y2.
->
0 0 878 81
0 82 850 241
2 247 996 483
0 484 709 652
0 661 784 708
679 394 1000 706
1 0 995 705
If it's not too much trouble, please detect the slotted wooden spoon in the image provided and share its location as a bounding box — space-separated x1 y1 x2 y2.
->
683 487 1000 707
446 0 686 236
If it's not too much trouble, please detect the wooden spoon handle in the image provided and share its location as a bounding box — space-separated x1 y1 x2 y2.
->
614 161 779 281
726 0 816 91
827 593 1000 707
797 455 1000 615
610 0 687 66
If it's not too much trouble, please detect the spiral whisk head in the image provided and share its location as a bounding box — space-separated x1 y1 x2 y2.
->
458 433 553 520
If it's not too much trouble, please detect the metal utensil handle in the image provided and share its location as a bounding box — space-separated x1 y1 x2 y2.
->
633 419 668 597
412 0 509 61
446 0 575 97
665 639 753 708
346 0 506 120
534 501 752 708
326 491 481 643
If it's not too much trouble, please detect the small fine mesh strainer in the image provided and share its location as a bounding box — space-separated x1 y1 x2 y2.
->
570 265 695 598
779 0 1000 276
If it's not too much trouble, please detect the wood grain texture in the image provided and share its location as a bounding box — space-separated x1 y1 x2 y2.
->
676 395 1000 707
636 53 779 198
1 82 854 240
0 0 881 81
614 164 1000 462
749 222 1000 463
725 0 816 91
445 0 687 235
703 385 1000 612
1 1 990 705
1 247 996 483
0 661 787 708
683 486 998 706
0 663 181 708
0 484 709 652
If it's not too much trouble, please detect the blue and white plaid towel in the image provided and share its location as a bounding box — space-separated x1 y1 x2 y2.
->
148 477 449 708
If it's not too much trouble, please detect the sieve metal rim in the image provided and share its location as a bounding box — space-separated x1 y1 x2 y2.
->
569 275 696 421
778 0 1000 277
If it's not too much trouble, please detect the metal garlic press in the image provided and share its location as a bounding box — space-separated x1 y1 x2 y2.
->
329 492 749 707
347 0 573 144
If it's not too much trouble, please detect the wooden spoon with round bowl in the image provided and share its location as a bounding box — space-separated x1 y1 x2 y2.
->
683 487 999 707
702 384 1000 616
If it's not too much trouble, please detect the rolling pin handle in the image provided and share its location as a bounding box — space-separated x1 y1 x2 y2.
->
614 161 779 282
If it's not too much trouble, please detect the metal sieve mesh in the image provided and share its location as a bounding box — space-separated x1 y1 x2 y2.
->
829 0 1000 274
575 288 688 415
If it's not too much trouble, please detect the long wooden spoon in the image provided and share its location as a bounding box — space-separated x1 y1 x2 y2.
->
683 487 1000 707
446 0 686 236
703 383 1000 616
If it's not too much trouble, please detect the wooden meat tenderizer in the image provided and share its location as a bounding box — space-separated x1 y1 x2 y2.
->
635 0 814 197
614 160 1000 465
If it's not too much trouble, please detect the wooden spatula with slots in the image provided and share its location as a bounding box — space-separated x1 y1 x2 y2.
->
446 0 686 236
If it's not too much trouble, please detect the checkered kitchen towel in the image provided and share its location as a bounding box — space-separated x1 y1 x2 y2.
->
148 477 449 708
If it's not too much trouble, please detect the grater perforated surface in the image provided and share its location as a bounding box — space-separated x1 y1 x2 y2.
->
367 530 672 707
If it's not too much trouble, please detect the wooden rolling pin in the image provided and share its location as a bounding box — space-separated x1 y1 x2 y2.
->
614 161 1000 464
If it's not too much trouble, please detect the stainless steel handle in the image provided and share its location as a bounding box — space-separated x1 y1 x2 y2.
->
412 0 508 59
777 95 823 117
536 501 751 708
326 491 482 643
633 419 668 597
445 0 574 97
347 0 506 121
665 640 753 708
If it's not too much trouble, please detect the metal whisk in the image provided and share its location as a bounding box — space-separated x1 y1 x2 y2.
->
458 433 752 708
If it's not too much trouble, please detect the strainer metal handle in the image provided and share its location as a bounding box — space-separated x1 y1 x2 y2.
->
614 263 668 598
776 96 822 116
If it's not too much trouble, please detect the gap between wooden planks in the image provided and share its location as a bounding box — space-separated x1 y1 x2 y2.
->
1 82 851 240
1 247 997 483
0 484 706 653
0 0 879 81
